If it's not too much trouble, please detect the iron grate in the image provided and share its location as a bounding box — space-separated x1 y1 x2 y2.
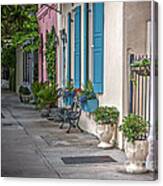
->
61 155 116 164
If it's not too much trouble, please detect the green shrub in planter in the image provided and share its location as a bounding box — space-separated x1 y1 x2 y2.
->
79 80 96 100
119 114 149 173
32 82 43 97
19 85 31 103
94 106 119 148
65 81 74 92
119 114 149 143
31 81 47 103
19 85 31 95
130 58 150 68
36 83 58 111
94 106 119 125
79 80 98 112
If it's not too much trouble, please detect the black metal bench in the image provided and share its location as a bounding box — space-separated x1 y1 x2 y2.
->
48 88 83 133
59 97 83 133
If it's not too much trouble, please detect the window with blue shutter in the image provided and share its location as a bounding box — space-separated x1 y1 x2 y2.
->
74 6 81 88
84 3 88 85
93 3 104 93
67 13 71 82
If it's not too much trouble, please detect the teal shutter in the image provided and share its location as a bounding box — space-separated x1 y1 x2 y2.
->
74 6 81 88
67 13 71 82
93 3 104 93
84 3 88 85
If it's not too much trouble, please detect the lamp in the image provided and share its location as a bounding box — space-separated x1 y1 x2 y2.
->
54 34 59 46
60 29 67 44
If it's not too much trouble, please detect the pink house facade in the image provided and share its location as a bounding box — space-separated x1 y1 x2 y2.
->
37 4 58 82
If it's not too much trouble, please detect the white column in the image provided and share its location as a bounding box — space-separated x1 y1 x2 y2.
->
146 0 157 171
146 21 151 57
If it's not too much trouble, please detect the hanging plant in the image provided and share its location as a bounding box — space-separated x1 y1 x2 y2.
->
45 26 58 85
130 58 151 76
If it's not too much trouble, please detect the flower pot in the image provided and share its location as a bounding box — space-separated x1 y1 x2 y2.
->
41 108 49 118
131 66 150 76
21 94 31 103
96 124 114 148
124 140 148 173
81 99 99 113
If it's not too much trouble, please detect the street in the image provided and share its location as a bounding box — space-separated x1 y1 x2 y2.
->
1 91 155 180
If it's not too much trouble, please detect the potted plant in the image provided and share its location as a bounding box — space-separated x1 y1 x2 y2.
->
36 83 58 117
119 114 149 173
94 106 119 148
63 81 75 106
19 85 31 103
130 58 151 76
79 80 98 112
31 81 46 104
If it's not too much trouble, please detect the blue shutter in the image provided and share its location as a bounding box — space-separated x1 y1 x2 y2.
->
67 13 71 82
93 3 104 93
74 6 81 88
84 3 88 85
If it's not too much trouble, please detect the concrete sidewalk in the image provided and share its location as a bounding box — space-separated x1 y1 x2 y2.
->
1 91 156 180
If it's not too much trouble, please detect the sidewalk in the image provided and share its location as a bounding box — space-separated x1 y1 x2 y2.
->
1 91 156 180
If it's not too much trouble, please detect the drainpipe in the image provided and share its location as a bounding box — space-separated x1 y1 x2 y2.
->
31 38 34 84
62 41 65 87
57 4 62 88
60 28 67 88
146 0 157 172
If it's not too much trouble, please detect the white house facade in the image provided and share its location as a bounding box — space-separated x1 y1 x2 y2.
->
56 1 151 149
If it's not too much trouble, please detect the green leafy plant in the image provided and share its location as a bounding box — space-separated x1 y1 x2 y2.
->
1 5 39 52
130 58 151 68
65 81 74 92
2 5 39 92
45 26 58 84
1 46 16 91
79 80 96 100
31 81 47 104
119 114 149 143
36 83 58 110
94 106 119 125
32 81 45 98
19 85 31 95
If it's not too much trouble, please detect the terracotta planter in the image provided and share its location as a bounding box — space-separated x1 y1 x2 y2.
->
125 140 148 173
96 124 114 148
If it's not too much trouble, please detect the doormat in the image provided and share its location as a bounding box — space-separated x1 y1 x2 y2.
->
2 123 13 127
61 155 117 164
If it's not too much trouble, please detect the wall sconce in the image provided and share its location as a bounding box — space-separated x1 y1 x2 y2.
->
60 29 67 44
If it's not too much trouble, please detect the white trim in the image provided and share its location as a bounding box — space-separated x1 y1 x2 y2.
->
146 0 157 171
